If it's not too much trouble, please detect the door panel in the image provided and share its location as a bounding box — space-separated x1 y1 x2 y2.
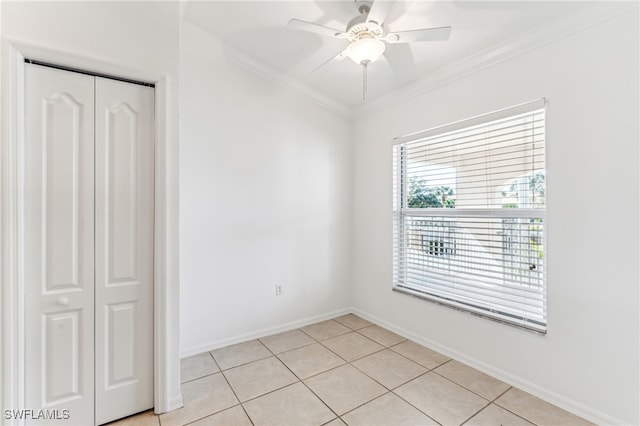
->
105 102 138 284
44 92 84 293
94 77 154 425
25 64 95 425
44 310 82 403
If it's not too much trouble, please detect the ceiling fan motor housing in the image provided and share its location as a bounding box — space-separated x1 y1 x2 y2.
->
346 13 384 41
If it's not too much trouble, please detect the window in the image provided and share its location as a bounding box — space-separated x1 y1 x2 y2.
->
392 100 547 333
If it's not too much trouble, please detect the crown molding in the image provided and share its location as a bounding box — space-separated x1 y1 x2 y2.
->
185 1 636 122
223 42 355 120
352 2 639 119
182 14 355 118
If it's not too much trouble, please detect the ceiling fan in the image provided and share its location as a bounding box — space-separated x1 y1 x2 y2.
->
288 0 452 102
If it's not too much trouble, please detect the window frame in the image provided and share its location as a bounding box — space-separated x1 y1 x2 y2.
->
392 99 547 333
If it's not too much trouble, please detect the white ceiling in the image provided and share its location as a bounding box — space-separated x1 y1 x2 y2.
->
182 1 622 115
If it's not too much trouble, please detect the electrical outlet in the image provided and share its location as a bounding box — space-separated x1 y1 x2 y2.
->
275 284 283 296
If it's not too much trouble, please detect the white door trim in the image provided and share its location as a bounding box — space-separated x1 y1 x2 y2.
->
0 41 183 424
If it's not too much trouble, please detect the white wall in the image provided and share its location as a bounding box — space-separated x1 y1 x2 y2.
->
352 9 639 426
1 0 182 413
179 22 353 355
3 2 637 423
2 1 179 80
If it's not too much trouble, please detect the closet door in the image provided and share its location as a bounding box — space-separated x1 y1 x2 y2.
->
24 64 96 424
94 77 155 425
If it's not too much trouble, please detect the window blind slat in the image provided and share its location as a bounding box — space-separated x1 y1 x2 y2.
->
392 103 546 333
392 99 546 145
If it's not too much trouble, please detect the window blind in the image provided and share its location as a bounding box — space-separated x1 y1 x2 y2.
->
392 101 546 332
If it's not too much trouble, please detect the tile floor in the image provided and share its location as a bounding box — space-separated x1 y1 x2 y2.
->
112 315 594 426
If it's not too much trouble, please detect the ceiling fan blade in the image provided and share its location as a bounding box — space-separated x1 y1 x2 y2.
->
366 0 395 28
383 43 416 80
310 48 348 76
384 26 452 44
288 19 348 39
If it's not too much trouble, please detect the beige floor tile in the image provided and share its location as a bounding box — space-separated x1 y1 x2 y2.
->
159 373 238 426
223 356 298 402
352 349 427 389
333 314 373 330
189 405 252 426
394 372 488 425
108 409 158 426
211 340 272 370
304 364 386 415
260 329 315 354
391 340 450 370
278 343 345 379
357 325 406 347
322 332 384 362
342 392 438 426
301 320 350 341
243 382 336 426
464 403 534 426
323 419 347 426
181 352 219 383
495 388 595 426
166 320 595 426
434 360 510 400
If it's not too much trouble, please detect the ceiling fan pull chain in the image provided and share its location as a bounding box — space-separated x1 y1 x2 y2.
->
362 61 368 103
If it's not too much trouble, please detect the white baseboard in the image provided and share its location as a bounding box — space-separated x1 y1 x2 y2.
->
180 306 626 425
180 307 351 358
350 307 627 426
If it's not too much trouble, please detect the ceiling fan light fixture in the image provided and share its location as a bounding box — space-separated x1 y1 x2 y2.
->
346 37 385 65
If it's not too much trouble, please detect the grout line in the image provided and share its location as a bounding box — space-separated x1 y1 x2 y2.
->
298 319 353 342
429 365 505 403
181 405 247 426
168 360 231 426
348 355 426 392
338 390 393 419
210 353 256 426
209 340 273 372
492 386 513 403
459 399 493 426
264 324 392 420
460 387 537 426
354 324 408 348
179 371 218 385
236 380 302 405
491 387 541 425
194 316 546 426
259 333 317 356
260 334 315 382
226 340 306 408
317 333 388 364
260 338 342 422
332 314 374 331
299 378 341 421
298 362 349 382
297 327 316 339
386 343 451 372
388 378 444 426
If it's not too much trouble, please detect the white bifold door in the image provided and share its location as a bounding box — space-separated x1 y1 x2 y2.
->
24 63 154 425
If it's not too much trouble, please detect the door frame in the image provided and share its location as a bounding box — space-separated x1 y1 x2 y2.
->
0 41 183 424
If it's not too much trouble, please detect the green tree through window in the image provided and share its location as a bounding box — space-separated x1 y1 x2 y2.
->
407 177 456 208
